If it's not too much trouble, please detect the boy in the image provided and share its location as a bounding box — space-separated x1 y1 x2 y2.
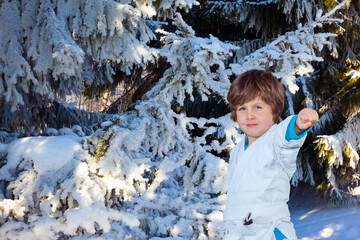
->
224 69 319 240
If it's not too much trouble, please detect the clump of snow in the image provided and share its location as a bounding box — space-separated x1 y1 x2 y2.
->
59 127 77 136
0 132 147 239
100 120 113 128
71 125 85 137
351 186 360 196
0 135 82 177
45 128 58 136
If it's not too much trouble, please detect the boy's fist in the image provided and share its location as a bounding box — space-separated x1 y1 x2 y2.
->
295 108 319 133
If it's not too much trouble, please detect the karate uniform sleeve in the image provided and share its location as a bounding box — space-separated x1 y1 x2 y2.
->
274 116 308 177
285 115 309 141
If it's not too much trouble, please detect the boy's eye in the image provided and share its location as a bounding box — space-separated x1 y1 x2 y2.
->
238 107 246 111
255 106 262 109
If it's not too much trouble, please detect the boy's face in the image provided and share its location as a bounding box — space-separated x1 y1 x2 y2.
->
236 97 275 146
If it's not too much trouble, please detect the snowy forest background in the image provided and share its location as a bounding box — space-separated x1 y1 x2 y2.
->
0 0 360 239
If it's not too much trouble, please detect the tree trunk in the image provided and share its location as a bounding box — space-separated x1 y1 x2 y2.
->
99 88 110 112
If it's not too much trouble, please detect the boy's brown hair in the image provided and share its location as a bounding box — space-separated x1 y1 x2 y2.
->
227 69 285 123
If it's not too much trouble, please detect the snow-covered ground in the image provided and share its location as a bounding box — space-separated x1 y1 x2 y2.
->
292 207 360 240
289 189 360 240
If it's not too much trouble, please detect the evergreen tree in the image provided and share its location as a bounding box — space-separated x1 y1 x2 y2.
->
0 0 193 132
0 0 359 239
295 0 360 205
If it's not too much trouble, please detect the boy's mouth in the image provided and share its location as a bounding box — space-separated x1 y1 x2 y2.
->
246 124 257 127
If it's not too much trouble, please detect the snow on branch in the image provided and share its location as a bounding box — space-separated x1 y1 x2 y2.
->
230 1 346 93
315 113 360 201
209 0 316 28
316 114 360 168
1 0 177 132
0 1 37 110
144 13 237 104
0 0 162 113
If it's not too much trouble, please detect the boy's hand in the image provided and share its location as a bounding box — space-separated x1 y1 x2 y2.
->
295 108 319 134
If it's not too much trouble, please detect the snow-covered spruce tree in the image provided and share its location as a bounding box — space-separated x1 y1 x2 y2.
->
0 1 355 240
291 0 360 205
0 13 237 239
0 0 198 132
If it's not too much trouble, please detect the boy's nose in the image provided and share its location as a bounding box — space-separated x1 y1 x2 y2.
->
246 110 254 119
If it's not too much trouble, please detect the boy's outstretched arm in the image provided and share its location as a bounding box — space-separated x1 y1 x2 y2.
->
294 109 319 135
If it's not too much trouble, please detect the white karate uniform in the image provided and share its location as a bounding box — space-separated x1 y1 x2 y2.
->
223 116 307 240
